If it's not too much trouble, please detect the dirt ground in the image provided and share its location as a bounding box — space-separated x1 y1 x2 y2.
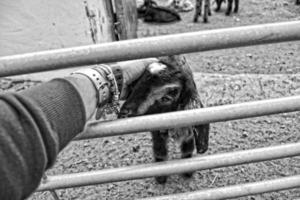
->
2 0 299 199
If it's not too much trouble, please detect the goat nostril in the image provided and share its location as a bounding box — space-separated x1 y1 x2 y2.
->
119 115 126 118
119 108 130 118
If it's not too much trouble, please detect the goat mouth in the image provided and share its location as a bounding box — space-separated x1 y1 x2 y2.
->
118 110 136 118
118 113 130 118
118 114 127 119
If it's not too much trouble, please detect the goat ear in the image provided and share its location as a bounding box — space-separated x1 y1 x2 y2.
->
177 73 210 154
171 55 210 154
193 123 210 154
183 94 210 154
159 55 210 154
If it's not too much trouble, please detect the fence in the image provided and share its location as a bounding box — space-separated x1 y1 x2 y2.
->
0 21 300 76
1 21 300 199
77 96 300 140
38 142 300 191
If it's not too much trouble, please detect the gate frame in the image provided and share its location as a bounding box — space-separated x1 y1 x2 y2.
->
0 21 299 199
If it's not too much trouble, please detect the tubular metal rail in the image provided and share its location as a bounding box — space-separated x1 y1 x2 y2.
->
38 142 300 191
78 95 300 140
0 21 300 77
139 175 300 200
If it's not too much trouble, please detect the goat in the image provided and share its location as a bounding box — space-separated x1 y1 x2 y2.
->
193 0 212 23
119 55 210 184
138 0 181 23
215 0 239 16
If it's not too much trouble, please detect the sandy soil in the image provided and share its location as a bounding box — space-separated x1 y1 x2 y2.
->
2 0 300 199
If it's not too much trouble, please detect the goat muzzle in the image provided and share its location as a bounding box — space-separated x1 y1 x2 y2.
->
118 108 133 118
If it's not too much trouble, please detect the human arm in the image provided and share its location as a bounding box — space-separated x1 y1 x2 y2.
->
0 58 157 200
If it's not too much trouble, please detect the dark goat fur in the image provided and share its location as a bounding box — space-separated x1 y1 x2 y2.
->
119 55 210 184
138 0 181 23
215 0 239 15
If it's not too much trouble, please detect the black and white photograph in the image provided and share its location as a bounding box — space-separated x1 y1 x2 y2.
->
0 0 300 199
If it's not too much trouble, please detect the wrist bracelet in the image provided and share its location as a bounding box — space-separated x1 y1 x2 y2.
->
109 64 123 94
71 68 110 107
71 64 124 117
93 65 119 102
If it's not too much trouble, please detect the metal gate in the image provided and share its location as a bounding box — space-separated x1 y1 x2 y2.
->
0 21 300 199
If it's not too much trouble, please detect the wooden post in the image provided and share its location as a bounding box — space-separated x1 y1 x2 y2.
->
114 0 138 40
0 0 117 57
0 0 138 79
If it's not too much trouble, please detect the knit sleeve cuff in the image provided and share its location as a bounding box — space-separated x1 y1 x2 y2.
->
20 78 86 151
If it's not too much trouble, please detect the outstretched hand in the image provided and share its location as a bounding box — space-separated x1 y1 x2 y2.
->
117 58 158 99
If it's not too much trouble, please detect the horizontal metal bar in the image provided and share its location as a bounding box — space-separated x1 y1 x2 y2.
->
139 175 300 200
77 95 300 140
1 21 300 77
37 142 300 191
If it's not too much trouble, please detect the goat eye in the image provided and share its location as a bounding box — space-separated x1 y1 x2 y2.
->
161 96 172 103
169 89 179 96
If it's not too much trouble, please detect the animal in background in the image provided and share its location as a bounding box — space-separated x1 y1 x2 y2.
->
119 55 210 184
215 0 239 15
137 0 181 23
173 0 194 12
193 0 212 23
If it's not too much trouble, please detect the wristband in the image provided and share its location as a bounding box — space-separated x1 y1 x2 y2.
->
109 64 123 94
71 68 110 107
72 64 124 119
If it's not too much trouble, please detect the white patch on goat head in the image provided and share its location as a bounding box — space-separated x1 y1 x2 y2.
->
137 82 182 115
147 63 167 74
